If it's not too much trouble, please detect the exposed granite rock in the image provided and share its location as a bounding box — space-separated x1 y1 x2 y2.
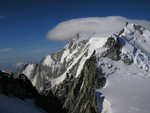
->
103 36 121 61
62 53 98 113
49 52 106 113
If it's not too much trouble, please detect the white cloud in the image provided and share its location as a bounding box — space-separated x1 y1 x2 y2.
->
47 16 150 40
0 48 13 52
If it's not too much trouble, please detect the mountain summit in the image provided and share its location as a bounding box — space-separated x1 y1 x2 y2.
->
21 22 150 113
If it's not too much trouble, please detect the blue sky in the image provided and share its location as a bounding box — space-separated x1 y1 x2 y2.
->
0 0 150 70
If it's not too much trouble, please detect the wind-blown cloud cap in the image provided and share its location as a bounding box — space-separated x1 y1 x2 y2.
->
47 16 150 40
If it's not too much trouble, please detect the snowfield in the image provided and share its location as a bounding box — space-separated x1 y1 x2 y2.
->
99 59 150 113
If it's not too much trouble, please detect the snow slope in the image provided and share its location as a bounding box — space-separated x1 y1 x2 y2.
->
100 59 150 113
96 23 150 113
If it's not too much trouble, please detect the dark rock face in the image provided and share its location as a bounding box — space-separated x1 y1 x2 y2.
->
35 91 68 113
63 55 97 113
103 36 121 61
48 53 104 113
102 36 134 65
0 71 37 99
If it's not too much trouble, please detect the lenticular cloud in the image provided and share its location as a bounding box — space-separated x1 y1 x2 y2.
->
47 16 150 40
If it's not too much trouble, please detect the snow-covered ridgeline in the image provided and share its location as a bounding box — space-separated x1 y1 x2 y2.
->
22 26 150 89
50 37 109 87
22 23 150 90
75 37 108 78
22 64 35 79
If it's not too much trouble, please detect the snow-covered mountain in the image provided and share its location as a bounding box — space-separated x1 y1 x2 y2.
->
21 21 150 113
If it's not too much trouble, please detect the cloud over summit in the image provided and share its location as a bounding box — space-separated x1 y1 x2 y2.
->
47 16 150 41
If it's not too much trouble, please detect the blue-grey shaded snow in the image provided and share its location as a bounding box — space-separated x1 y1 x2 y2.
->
0 95 46 113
